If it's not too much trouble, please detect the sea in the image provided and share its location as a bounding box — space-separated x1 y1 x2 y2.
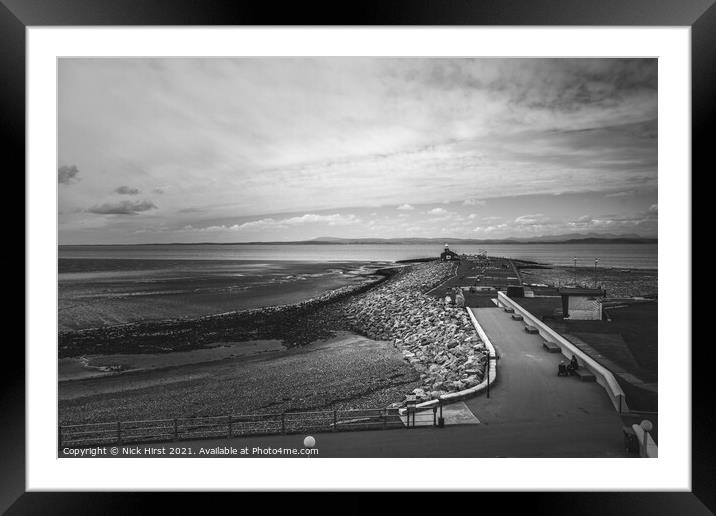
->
58 243 657 331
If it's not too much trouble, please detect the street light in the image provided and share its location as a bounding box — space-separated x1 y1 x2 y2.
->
406 397 417 428
573 256 577 284
594 257 599 287
486 352 491 398
486 352 498 398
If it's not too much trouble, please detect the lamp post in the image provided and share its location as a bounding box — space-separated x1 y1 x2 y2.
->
486 352 498 398
406 397 417 428
640 419 653 457
486 352 491 399
573 256 577 284
594 257 599 287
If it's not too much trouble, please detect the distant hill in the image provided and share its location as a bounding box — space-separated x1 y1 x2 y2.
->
66 233 656 246
305 234 657 245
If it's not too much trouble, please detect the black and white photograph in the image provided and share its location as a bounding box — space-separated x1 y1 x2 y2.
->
56 57 660 459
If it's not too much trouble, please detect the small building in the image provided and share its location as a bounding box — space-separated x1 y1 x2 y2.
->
440 244 459 261
558 287 606 320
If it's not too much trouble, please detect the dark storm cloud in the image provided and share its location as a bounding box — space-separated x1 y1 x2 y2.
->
58 165 80 185
115 185 141 195
399 58 657 113
87 199 157 215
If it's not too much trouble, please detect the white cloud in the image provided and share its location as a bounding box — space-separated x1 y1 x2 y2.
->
427 207 448 216
282 213 361 226
605 191 634 198
514 213 551 225
185 213 360 233
463 199 485 206
396 204 414 211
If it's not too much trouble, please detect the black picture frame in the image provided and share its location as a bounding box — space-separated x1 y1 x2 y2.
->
5 0 708 513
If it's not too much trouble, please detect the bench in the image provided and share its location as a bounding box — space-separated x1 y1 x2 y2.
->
511 314 523 321
573 368 596 382
503 307 515 313
542 340 561 353
524 325 539 334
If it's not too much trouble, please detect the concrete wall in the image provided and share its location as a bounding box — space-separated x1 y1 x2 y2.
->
497 291 627 413
632 424 658 457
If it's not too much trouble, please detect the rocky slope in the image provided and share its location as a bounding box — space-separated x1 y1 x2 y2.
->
344 262 488 403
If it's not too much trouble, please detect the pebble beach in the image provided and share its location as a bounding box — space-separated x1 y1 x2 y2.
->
59 260 487 424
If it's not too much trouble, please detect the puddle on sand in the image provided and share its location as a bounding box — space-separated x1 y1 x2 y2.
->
58 339 285 381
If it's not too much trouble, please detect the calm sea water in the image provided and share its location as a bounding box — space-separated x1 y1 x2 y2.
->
58 243 656 330
60 243 657 269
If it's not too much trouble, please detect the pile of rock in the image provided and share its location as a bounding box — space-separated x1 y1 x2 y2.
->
344 262 487 404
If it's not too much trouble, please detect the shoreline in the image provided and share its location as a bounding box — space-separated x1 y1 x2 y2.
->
58 260 488 424
59 265 402 358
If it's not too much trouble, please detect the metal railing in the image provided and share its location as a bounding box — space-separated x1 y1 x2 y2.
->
59 407 405 448
403 402 446 428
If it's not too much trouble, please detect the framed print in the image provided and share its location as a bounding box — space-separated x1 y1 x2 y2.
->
6 0 709 512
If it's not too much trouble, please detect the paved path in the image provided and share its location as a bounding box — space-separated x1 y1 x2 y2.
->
399 401 480 427
464 307 626 451
78 419 626 458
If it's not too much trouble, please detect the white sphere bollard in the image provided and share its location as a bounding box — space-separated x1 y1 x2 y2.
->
303 435 316 448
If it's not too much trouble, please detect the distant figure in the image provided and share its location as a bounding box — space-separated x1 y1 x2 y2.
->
455 289 465 307
566 355 579 375
558 361 569 377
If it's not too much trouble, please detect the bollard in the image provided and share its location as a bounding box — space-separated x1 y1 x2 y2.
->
333 410 337 432
433 406 437 426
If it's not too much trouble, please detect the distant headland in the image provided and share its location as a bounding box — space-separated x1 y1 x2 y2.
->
60 234 657 247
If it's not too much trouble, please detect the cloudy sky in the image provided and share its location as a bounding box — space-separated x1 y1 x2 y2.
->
58 58 657 244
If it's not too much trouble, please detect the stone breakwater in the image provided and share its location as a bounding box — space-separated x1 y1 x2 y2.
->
59 260 487 409
344 262 488 403
58 268 397 357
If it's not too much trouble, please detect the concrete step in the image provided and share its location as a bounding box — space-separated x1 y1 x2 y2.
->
524 325 539 334
511 314 523 321
574 369 596 382
504 307 515 313
542 340 561 353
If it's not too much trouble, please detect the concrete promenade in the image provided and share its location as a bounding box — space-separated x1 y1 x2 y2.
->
463 306 627 456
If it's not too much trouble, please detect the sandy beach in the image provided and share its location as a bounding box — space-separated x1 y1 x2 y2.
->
59 332 421 425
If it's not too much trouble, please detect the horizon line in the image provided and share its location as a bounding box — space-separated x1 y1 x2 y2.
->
58 235 658 246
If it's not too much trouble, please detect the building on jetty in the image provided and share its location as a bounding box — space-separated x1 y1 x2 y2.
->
440 244 459 261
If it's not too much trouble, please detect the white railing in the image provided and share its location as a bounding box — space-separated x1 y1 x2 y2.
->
497 291 628 413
